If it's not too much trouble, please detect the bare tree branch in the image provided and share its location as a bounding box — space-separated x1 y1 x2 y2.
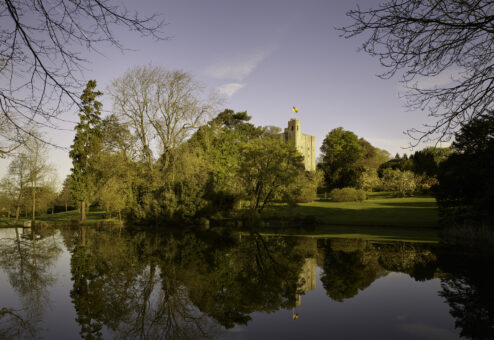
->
0 0 166 155
339 0 494 144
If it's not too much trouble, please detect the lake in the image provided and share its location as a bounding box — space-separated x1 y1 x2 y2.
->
0 225 492 339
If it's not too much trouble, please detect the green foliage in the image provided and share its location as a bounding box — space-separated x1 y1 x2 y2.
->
380 168 417 197
411 147 452 177
57 176 75 212
436 113 494 224
329 187 366 202
378 155 413 176
284 170 322 203
124 109 307 224
358 168 381 192
69 80 103 221
320 129 390 192
239 136 304 212
320 127 364 189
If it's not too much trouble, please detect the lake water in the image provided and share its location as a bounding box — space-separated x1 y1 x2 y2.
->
0 225 492 339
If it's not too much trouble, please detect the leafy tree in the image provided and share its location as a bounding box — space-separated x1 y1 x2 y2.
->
58 176 75 213
380 168 417 197
378 154 414 176
340 0 494 142
411 147 452 177
70 81 103 223
319 127 364 190
356 139 390 170
436 112 494 223
239 137 304 213
190 109 264 202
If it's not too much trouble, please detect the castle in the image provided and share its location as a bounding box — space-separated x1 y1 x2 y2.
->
281 119 316 171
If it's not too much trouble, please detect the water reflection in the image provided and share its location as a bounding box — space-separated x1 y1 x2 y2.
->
0 226 493 339
0 226 61 338
319 239 437 302
437 249 494 340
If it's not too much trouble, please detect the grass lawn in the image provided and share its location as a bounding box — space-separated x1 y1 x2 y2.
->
0 210 121 227
260 192 440 242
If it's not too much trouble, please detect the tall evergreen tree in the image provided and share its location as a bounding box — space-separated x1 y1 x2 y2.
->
70 81 103 222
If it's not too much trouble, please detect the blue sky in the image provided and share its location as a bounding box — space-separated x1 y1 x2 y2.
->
0 0 449 182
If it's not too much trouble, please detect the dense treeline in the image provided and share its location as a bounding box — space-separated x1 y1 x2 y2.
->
435 113 494 226
318 127 451 198
57 71 318 225
1 66 493 232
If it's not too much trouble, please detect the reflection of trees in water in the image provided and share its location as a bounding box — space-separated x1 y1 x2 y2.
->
0 307 36 339
176 233 308 328
319 239 385 302
319 239 438 302
437 251 494 340
67 228 312 338
319 238 494 339
0 227 62 338
69 227 223 339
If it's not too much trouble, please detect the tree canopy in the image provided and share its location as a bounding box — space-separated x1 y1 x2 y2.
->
319 127 364 189
69 80 103 222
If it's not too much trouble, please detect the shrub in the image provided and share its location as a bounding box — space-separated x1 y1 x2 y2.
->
380 168 417 197
330 187 367 202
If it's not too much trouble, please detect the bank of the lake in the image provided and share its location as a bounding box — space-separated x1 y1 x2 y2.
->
264 192 438 228
0 210 121 228
0 193 440 243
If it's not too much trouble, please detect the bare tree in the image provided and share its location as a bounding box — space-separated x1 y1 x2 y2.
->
23 132 54 222
109 65 217 170
0 0 165 156
0 153 30 222
340 0 494 143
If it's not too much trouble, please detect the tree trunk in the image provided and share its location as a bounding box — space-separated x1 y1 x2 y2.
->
65 202 68 213
81 225 87 247
80 200 86 223
32 184 36 223
15 205 20 223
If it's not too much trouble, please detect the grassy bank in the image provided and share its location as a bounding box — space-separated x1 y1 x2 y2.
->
1 193 440 242
258 192 440 242
264 192 439 228
0 210 121 227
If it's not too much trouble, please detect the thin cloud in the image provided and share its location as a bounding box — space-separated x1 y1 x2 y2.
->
367 137 452 155
205 47 275 81
217 83 245 97
403 68 464 90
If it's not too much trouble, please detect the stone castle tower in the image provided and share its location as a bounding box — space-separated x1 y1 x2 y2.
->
281 119 316 171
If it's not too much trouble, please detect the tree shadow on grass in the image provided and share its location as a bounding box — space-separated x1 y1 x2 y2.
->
374 202 437 208
273 203 439 230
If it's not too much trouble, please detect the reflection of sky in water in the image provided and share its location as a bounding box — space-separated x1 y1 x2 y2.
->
0 229 464 339
222 269 459 340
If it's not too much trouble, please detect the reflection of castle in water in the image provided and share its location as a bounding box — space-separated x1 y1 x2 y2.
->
296 257 317 307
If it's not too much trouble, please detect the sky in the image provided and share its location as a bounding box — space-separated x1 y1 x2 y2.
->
0 0 450 184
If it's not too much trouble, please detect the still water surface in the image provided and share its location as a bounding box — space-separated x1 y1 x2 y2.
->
0 225 492 339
